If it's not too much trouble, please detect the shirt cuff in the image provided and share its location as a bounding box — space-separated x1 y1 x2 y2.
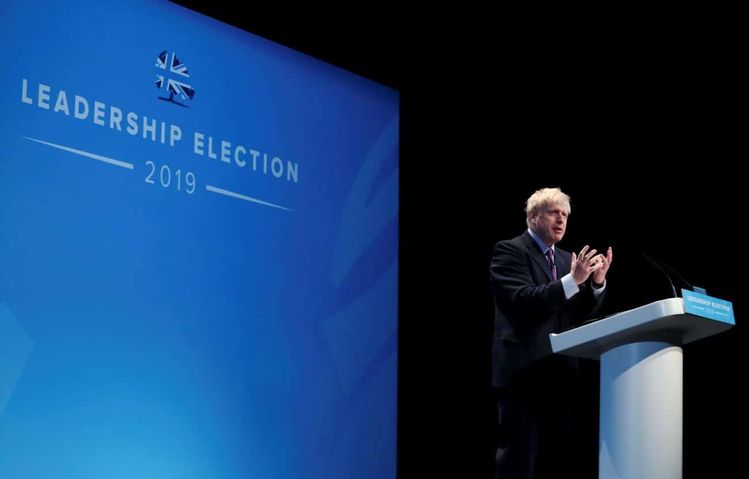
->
561 273 579 299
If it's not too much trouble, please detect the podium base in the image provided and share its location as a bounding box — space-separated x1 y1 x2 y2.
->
599 341 683 479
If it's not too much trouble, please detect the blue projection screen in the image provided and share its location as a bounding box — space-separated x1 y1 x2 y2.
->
0 1 398 477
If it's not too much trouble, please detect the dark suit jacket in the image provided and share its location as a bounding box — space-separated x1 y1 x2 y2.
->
490 231 605 388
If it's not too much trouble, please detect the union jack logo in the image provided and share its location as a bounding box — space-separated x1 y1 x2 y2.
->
155 50 195 107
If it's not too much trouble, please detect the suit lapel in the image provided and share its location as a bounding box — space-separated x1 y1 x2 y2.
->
521 232 555 282
556 248 571 276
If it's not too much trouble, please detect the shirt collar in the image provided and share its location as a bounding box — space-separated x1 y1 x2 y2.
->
527 228 554 254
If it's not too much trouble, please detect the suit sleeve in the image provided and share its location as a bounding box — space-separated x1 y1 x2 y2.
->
571 279 606 321
490 240 567 318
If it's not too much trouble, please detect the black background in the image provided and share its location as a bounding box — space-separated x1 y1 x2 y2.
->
171 3 744 477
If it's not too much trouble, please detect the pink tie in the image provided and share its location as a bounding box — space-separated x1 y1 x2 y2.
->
546 248 557 280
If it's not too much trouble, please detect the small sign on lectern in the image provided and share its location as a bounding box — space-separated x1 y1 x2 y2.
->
682 289 735 324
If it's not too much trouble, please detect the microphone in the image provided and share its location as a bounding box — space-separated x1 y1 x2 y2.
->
639 252 678 298
648 255 695 292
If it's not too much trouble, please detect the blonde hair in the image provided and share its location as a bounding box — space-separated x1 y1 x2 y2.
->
525 187 571 227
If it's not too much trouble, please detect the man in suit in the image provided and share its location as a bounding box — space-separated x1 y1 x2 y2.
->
491 187 612 478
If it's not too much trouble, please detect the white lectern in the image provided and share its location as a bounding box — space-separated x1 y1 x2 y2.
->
550 296 734 479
